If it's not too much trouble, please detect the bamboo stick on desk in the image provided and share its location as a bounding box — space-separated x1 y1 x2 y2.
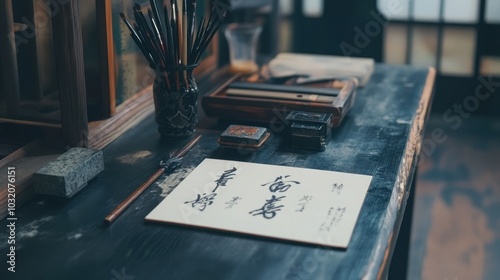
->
105 135 202 224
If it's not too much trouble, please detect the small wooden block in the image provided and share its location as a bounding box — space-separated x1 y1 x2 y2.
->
219 125 268 145
33 148 104 198
218 125 270 151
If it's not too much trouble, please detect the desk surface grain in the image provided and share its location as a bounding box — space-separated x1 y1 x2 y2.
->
0 64 435 280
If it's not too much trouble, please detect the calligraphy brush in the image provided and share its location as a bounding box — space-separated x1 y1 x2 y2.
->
151 4 175 90
182 0 189 84
133 22 157 65
105 135 202 224
164 5 176 85
169 1 184 89
148 9 169 66
120 13 155 67
192 7 226 64
188 0 196 56
190 14 215 62
189 17 205 63
176 1 184 85
171 0 181 89
148 9 164 54
133 4 160 64
148 11 172 89
136 5 165 65
149 0 167 54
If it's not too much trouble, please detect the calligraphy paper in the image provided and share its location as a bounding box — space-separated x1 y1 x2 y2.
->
146 159 372 248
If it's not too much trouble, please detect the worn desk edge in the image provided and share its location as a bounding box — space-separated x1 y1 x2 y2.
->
369 67 436 280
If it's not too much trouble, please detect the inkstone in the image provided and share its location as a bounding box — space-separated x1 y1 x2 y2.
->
33 147 104 198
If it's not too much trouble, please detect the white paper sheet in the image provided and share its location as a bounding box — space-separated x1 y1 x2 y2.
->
146 159 372 248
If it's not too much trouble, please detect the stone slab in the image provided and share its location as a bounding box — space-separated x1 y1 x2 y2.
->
33 148 104 198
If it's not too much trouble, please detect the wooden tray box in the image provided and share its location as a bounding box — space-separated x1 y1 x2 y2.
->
202 77 357 127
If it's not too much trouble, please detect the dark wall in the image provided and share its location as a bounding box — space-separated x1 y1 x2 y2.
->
292 0 383 62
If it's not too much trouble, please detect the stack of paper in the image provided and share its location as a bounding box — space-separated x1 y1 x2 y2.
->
268 53 375 86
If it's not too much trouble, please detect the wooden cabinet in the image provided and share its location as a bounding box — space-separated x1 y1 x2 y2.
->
0 0 88 147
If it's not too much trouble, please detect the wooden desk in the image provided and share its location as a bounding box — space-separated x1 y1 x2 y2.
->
0 65 435 280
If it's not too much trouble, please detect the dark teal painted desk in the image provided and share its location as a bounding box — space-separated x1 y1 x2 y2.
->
0 65 435 280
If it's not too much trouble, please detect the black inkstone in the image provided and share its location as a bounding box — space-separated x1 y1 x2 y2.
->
285 111 333 151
